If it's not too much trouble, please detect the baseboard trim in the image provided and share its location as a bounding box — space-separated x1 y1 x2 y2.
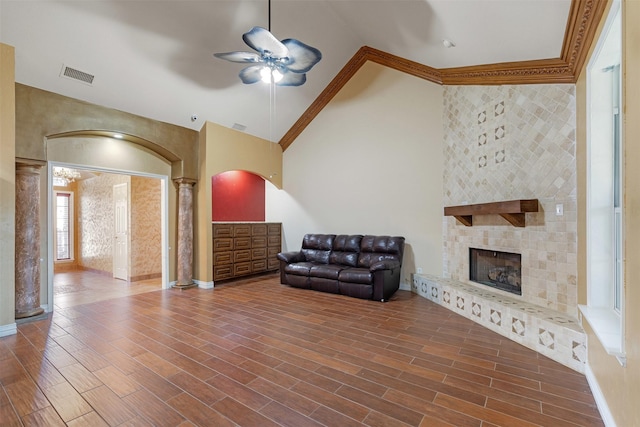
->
0 322 17 337
194 279 214 289
399 282 411 291
585 362 617 427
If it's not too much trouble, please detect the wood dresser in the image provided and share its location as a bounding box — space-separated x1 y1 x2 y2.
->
212 222 281 281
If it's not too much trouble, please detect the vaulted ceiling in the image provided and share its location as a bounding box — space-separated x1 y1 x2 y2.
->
0 0 605 148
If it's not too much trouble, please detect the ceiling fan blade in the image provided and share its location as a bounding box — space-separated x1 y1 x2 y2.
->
243 27 288 58
276 72 306 87
281 39 322 73
238 65 264 84
213 51 262 63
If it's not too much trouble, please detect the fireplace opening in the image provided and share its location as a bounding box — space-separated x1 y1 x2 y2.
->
469 248 521 295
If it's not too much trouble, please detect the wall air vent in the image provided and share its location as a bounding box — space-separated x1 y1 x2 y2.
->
60 65 95 85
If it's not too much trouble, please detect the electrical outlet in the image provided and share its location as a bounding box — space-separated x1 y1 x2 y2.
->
417 267 423 274
556 203 564 216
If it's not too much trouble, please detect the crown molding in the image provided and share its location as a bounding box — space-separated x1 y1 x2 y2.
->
279 0 609 151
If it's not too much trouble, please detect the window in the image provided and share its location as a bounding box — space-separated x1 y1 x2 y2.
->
54 191 74 261
580 0 624 365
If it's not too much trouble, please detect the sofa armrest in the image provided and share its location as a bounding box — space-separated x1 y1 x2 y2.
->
277 251 305 263
369 259 401 272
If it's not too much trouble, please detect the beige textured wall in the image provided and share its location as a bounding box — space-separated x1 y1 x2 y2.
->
77 173 130 274
131 176 161 280
577 1 640 425
268 62 444 287
76 173 161 280
443 84 578 315
15 84 198 179
0 43 16 332
194 121 282 284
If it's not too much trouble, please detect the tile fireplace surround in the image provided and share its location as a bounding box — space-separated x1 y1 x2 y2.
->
427 84 582 371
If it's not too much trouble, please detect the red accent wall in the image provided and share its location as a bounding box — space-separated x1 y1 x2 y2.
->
212 171 265 221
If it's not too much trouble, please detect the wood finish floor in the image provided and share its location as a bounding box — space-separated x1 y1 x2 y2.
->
1 274 604 426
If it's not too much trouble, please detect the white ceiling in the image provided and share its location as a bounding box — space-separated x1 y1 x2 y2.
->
0 0 572 142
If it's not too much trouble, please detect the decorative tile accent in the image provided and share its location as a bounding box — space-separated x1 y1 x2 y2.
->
539 328 555 349
490 309 502 326
472 302 481 318
478 133 487 146
512 317 525 336
421 282 427 294
456 296 465 310
495 101 505 116
431 286 438 299
494 125 505 140
443 290 450 304
478 155 487 168
572 340 586 362
495 149 505 163
478 111 486 124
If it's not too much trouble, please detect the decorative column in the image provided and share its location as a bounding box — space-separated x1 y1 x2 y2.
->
174 178 197 289
15 163 44 319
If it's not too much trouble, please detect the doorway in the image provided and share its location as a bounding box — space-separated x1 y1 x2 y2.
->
48 164 170 309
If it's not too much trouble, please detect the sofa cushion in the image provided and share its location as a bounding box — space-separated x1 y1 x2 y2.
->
310 264 345 280
329 234 362 267
301 234 335 264
284 262 316 276
310 277 340 294
338 268 372 285
357 235 405 269
339 281 373 299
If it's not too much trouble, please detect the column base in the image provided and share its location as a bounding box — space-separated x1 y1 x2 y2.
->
173 282 197 290
15 307 45 319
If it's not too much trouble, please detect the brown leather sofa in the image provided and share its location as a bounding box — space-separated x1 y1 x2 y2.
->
277 234 405 302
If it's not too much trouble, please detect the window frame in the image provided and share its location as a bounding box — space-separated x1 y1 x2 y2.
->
53 190 75 262
579 0 625 366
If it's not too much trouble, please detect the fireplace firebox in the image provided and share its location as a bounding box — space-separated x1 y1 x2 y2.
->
469 248 521 295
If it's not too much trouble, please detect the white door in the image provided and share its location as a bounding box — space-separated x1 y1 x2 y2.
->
113 183 129 280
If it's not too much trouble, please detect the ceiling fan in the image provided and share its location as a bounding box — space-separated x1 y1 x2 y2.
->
213 1 322 86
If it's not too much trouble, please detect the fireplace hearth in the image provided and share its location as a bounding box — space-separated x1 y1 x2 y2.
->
469 248 522 295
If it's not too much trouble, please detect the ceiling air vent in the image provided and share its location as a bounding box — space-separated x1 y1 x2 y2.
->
60 64 95 85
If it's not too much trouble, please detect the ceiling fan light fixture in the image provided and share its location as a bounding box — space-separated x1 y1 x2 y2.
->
260 66 283 83
213 0 321 87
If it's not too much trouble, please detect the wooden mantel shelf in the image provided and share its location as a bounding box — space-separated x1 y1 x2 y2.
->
444 199 539 227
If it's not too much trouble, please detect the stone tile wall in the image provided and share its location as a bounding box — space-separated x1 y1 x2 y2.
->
443 84 577 316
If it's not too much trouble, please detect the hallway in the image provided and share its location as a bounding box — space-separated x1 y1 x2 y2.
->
53 270 161 309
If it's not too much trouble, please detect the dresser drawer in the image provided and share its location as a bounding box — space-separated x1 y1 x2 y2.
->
234 249 251 263
267 223 281 235
214 265 233 281
213 238 233 251
213 223 233 238
233 224 251 237
213 251 233 266
234 237 251 250
268 247 279 258
268 258 280 270
252 236 267 248
252 223 267 236
251 247 267 260
267 235 281 247
252 259 267 272
234 262 252 276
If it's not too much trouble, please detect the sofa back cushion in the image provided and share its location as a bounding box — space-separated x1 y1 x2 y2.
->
329 235 363 267
357 235 405 268
301 234 335 264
